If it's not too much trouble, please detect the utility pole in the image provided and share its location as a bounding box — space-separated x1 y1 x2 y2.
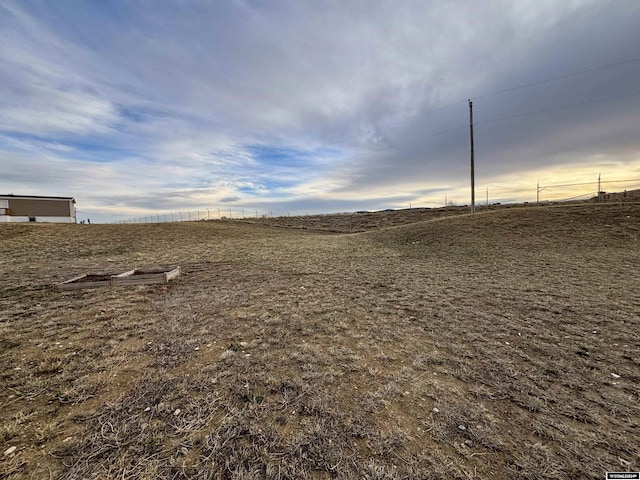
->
537 180 546 205
486 186 489 210
469 100 475 213
597 173 601 202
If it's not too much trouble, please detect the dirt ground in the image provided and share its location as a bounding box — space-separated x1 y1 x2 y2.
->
1 204 638 479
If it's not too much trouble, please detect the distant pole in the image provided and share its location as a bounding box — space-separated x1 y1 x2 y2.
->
536 180 546 205
597 173 601 202
486 186 489 210
445 194 448 215
469 99 475 213
207 209 210 220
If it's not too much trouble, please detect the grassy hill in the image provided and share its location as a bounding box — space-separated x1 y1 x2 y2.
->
1 204 638 479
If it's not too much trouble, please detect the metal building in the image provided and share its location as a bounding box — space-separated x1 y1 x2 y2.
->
0 195 76 223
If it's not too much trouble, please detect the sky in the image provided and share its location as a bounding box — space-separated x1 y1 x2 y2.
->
1 0 639 223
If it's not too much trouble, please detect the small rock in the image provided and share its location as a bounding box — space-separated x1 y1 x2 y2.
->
194 347 200 351
173 409 181 416
458 425 467 431
144 407 151 412
239 341 249 347
432 408 440 413
611 373 621 379
619 457 631 466
464 439 474 447
4 446 17 456
63 436 73 443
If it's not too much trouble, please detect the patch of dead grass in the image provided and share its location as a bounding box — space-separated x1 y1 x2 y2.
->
1 204 638 478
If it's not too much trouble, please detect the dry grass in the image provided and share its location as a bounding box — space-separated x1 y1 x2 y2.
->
1 204 638 479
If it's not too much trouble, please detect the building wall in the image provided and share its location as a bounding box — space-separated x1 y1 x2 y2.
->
0 216 75 223
602 188 640 202
5 198 73 217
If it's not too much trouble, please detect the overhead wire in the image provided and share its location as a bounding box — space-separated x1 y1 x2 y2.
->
475 90 640 128
471 55 640 100
305 55 640 155
336 89 640 163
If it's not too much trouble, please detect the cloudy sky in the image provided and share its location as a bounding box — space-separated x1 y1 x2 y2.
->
1 0 639 222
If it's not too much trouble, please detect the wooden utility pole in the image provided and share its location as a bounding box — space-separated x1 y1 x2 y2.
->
469 100 475 213
597 173 601 202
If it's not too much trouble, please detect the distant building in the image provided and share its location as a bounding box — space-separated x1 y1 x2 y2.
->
0 194 76 223
600 188 640 202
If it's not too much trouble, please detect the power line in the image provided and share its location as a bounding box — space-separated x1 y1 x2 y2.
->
475 90 640 127
556 191 598 202
541 178 640 188
337 90 640 162
601 178 640 184
471 55 640 100
306 55 640 154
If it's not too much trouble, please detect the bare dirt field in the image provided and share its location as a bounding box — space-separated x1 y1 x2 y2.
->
1 204 638 479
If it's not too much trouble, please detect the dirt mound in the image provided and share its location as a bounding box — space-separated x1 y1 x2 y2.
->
369 204 640 254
